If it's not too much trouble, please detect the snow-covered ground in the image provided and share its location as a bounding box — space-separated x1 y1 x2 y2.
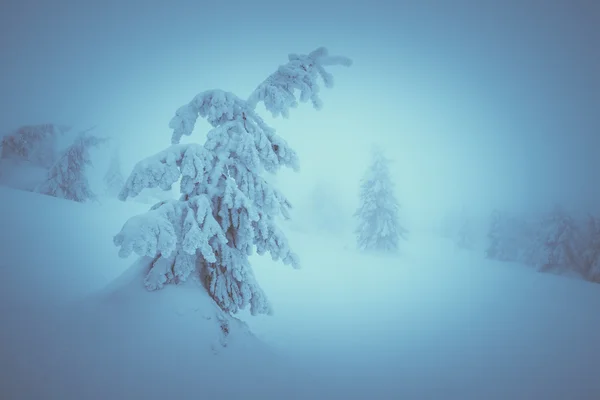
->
1 186 600 399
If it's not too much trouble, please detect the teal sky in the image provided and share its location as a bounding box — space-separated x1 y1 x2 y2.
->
1 0 598 225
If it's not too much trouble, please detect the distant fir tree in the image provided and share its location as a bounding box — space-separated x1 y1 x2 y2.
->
36 130 107 202
0 123 70 168
114 47 351 315
354 147 407 252
104 147 125 197
530 205 579 273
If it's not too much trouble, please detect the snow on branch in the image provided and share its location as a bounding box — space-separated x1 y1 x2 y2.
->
248 47 352 118
169 90 248 144
119 143 212 200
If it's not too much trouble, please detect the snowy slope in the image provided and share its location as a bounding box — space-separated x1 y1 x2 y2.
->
2 185 600 399
243 227 600 399
0 187 319 399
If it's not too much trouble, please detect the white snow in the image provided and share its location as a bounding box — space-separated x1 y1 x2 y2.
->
1 186 600 399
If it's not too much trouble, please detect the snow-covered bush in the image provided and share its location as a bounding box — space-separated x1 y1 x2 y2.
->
354 147 407 252
36 130 107 202
114 47 351 315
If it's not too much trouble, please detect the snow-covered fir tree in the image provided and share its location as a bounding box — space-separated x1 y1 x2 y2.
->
104 147 125 197
0 124 70 168
354 147 407 252
529 205 579 273
113 47 351 315
36 130 107 202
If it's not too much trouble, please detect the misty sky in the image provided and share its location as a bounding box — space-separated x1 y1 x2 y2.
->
1 0 599 225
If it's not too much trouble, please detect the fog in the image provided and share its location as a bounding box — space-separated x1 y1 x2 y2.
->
2 0 599 228
2 1 600 397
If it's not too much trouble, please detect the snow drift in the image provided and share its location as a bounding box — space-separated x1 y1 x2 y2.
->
0 186 319 399
2 185 600 399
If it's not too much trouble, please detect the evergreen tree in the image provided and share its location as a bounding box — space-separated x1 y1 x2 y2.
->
354 147 407 252
113 47 351 315
0 124 70 168
36 130 107 202
531 205 579 272
104 147 125 197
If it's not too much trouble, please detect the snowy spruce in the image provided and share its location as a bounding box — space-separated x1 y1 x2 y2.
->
0 123 70 169
354 147 407 253
114 47 352 315
36 130 107 203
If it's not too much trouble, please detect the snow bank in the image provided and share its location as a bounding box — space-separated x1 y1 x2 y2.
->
0 187 320 399
243 228 600 399
2 185 600 399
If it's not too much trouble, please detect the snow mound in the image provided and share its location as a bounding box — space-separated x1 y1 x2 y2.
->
0 186 315 399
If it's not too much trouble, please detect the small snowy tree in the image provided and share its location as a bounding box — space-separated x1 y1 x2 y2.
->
113 47 351 315
528 205 580 273
36 130 107 202
0 124 70 168
104 147 125 197
354 147 407 252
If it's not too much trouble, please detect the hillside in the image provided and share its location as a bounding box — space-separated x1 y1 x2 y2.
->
0 187 317 399
1 186 600 399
